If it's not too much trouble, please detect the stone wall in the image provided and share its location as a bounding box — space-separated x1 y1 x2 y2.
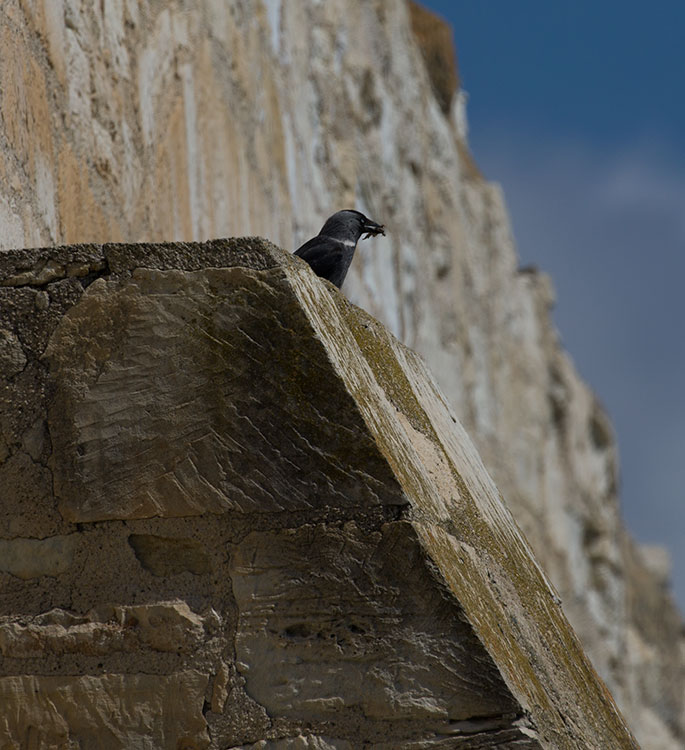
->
0 1 682 747
0 238 638 748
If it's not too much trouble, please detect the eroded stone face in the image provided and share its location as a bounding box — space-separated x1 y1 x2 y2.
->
128 534 212 576
45 266 407 521
0 671 210 749
0 600 218 658
231 521 517 724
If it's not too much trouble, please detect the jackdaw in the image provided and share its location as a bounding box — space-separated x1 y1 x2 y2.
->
294 209 385 288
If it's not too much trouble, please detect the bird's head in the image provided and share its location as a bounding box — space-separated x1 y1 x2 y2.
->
319 209 385 245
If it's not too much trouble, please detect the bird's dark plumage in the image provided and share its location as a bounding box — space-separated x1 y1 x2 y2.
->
294 209 385 288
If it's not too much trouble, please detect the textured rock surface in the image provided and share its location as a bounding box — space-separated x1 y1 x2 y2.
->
0 671 210 748
0 238 636 748
0 1 682 747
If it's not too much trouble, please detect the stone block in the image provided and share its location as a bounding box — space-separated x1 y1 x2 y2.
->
0 239 637 747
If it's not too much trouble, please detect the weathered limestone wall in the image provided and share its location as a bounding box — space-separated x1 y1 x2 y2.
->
0 1 682 747
0 238 638 748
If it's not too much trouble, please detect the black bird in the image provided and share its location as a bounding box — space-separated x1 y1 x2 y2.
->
294 209 385 288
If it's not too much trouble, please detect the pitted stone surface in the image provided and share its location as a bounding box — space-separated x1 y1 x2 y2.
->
231 522 517 724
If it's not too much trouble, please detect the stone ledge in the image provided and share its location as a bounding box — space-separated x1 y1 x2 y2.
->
0 238 637 748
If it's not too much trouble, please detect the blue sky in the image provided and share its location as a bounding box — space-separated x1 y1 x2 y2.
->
422 1 685 610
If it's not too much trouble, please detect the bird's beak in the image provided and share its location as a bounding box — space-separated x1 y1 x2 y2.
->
361 217 385 240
